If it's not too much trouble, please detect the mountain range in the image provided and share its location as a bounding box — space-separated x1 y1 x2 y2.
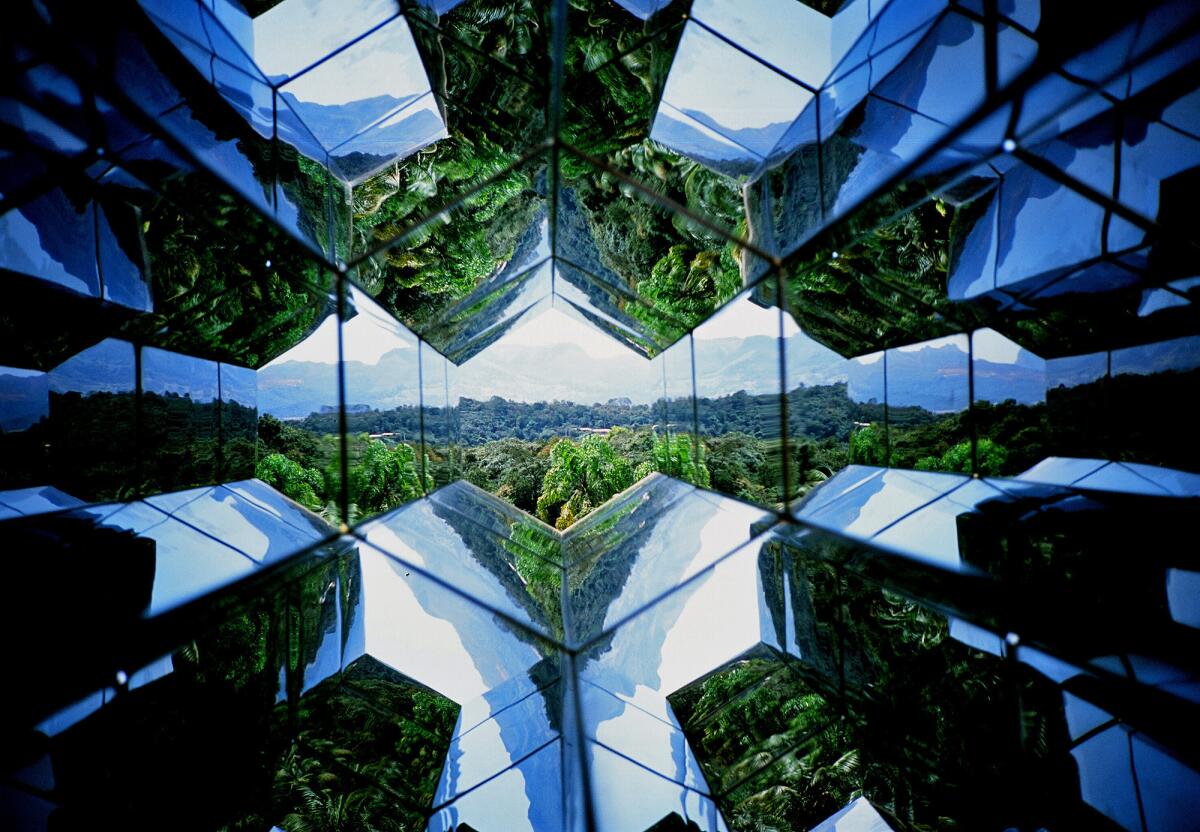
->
846 342 1047 411
258 333 1048 418
651 107 798 176
23 329 1051 423
258 347 422 418
276 91 421 149
0 372 49 431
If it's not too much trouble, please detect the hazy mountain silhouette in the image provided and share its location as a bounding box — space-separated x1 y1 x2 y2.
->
190 331 1049 419
0 372 49 431
276 91 422 148
652 109 761 176
847 342 1046 411
258 347 421 418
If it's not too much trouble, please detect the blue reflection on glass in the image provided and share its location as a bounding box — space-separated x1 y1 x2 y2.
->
96 202 152 311
809 796 898 832
0 485 84 517
428 739 563 832
872 478 1005 568
435 681 560 802
1071 724 1144 831
0 366 48 432
164 486 326 562
360 500 557 637
656 22 812 162
353 541 551 705
581 681 708 792
798 468 963 539
142 346 218 401
49 339 135 395
588 742 725 832
96 501 256 615
0 189 98 297
611 0 674 20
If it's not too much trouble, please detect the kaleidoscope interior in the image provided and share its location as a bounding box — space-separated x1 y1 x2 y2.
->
2 0 1199 830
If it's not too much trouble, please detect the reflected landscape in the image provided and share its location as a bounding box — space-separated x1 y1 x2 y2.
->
2 0 1199 830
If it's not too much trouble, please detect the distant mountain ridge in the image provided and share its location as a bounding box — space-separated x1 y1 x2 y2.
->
678 107 795 158
258 347 422 418
847 343 1046 411
0 372 49 431
652 107 797 175
258 333 1048 418
276 91 421 147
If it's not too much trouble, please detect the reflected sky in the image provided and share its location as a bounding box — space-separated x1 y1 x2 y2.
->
649 0 879 174
280 16 426 109
664 23 813 141
572 491 770 643
0 485 84 517
359 499 560 638
808 796 896 832
588 725 725 831
268 284 408 365
453 306 662 405
141 0 445 180
354 536 554 712
5 480 336 629
248 0 398 82
428 738 561 832
0 190 98 297
692 0 832 86
1017 456 1200 498
799 468 961 538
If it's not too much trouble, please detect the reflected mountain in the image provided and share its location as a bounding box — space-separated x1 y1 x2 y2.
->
257 349 418 418
694 333 852 395
652 107 795 174
277 91 420 148
651 108 762 177
260 332 865 418
0 370 49 431
849 341 1046 411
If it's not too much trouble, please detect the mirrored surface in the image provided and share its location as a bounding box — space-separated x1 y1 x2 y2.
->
4 1 1200 828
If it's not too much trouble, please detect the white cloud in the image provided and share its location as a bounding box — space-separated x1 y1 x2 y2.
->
263 285 416 367
499 306 638 361
694 295 800 340
972 327 1024 365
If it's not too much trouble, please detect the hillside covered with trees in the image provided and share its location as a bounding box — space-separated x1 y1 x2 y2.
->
255 376 1055 527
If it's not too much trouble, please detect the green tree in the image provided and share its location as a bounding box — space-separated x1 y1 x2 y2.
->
536 435 634 529
849 423 888 466
606 425 656 472
634 431 711 488
349 440 432 518
258 413 322 469
255 452 325 511
460 437 550 513
506 520 564 639
629 243 742 334
705 431 772 503
915 438 1009 476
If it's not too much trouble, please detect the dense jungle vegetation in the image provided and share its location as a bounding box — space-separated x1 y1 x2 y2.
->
253 379 1065 529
